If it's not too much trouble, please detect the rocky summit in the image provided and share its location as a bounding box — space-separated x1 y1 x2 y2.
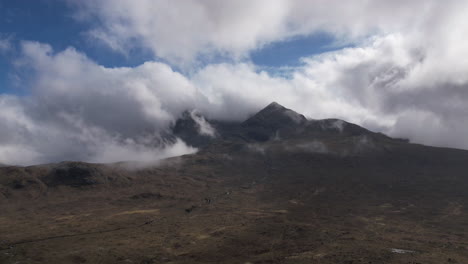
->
1 103 467 264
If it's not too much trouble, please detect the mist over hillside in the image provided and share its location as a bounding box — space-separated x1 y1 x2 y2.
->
3 1 468 165
1 102 468 263
1 1 468 263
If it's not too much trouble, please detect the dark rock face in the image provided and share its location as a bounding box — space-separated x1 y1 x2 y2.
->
240 102 305 141
173 111 199 137
172 111 216 148
42 162 105 187
243 102 306 130
172 102 391 148
0 166 45 192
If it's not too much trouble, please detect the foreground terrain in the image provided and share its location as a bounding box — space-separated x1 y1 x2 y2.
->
1 103 467 263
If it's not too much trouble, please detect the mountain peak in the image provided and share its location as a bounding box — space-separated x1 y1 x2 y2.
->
244 102 307 126
238 102 308 141
264 101 284 110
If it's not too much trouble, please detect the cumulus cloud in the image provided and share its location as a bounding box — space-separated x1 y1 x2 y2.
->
69 1 468 150
0 42 200 165
3 1 468 165
1 40 372 165
72 0 465 66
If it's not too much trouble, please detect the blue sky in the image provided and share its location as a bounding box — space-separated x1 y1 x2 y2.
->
2 0 468 165
0 0 340 94
0 0 151 93
250 33 337 67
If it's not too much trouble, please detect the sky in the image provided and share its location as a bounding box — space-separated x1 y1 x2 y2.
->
1 0 468 165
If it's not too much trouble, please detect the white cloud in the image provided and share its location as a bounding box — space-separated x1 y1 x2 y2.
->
74 0 290 65
73 0 467 66
3 1 468 164
190 30 468 150
1 40 371 165
0 42 201 165
190 110 216 137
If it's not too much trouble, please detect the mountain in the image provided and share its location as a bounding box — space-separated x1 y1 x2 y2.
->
174 102 400 156
174 102 383 144
240 102 307 141
1 103 467 264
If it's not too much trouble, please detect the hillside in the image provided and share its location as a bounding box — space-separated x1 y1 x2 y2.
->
0 103 467 264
